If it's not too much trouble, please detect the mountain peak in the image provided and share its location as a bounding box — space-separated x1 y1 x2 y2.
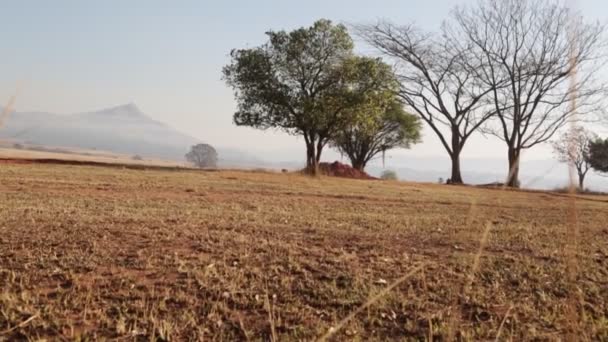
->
121 102 139 112
107 102 145 116
89 103 145 118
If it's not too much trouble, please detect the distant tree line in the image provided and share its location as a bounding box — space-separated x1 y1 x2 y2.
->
223 0 607 187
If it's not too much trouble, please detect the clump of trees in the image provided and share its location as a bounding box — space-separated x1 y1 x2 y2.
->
552 127 596 189
357 0 606 186
186 144 218 168
223 0 607 186
223 19 421 175
451 0 605 186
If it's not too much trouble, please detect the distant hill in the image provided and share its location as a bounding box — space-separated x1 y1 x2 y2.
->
0 104 197 160
0 104 264 165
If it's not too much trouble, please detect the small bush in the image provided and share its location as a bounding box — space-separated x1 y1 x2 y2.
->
132 155 144 161
380 170 398 181
13 143 24 150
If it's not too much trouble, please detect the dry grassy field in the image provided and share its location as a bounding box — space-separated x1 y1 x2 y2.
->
1 162 607 340
0 146 185 168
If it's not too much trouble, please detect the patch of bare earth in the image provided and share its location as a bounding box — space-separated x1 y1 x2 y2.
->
0 163 607 340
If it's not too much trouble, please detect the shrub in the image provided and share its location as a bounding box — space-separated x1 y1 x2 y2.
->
380 170 398 181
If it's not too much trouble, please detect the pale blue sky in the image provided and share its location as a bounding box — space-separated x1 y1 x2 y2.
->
1 0 606 162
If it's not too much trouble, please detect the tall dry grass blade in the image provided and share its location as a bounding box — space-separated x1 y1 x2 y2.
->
566 9 580 280
238 314 251 342
564 12 582 339
0 314 38 335
452 164 502 337
318 263 425 342
0 93 18 129
494 305 514 342
264 292 277 342
464 221 493 294
446 198 478 340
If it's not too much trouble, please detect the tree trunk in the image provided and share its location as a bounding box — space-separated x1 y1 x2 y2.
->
305 141 317 175
449 152 463 184
303 137 325 176
350 157 366 172
353 163 366 172
449 128 464 184
578 172 585 190
507 147 521 188
314 140 324 175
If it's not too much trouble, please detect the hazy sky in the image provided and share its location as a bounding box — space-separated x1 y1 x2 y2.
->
1 0 607 162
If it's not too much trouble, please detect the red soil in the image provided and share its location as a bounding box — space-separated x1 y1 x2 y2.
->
318 161 375 180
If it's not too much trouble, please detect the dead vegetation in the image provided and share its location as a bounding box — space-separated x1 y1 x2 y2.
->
0 163 607 340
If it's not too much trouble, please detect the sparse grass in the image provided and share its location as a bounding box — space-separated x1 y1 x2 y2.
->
0 163 607 340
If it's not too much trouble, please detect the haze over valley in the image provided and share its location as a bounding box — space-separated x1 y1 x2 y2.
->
2 103 607 190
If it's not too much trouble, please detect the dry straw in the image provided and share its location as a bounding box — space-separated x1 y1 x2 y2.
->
318 263 425 341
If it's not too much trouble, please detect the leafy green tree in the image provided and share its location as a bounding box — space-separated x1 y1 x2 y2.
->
223 19 390 174
589 138 608 174
332 101 421 171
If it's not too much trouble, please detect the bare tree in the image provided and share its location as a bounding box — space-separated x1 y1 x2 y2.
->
356 22 496 184
552 126 596 189
452 0 606 187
